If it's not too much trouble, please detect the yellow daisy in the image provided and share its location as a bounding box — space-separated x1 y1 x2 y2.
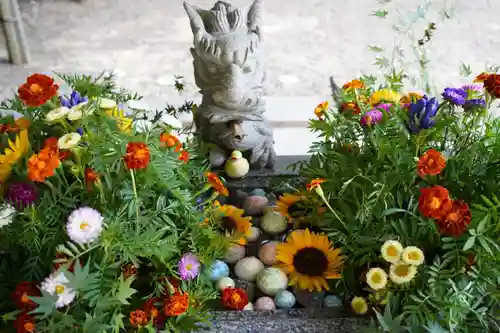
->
275 229 343 292
389 262 417 284
365 267 388 290
351 296 368 315
369 89 402 106
216 204 252 245
275 193 306 222
380 240 403 264
0 128 30 181
106 107 132 134
401 246 425 266
400 92 424 104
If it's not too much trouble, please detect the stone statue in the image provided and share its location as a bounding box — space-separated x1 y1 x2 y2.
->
183 0 276 169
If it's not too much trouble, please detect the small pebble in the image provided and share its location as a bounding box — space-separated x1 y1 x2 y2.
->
217 277 235 291
262 205 278 215
324 294 343 308
275 290 296 309
259 241 279 266
223 244 246 264
256 267 288 296
246 227 261 242
251 189 266 197
234 257 265 282
255 296 276 311
243 195 269 216
243 302 254 311
261 211 288 235
207 260 230 281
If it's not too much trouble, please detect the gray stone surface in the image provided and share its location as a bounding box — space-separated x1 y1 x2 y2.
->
184 0 276 169
0 0 499 104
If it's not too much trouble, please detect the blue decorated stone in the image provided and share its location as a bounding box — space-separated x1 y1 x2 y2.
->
251 189 266 197
274 290 296 309
323 294 343 308
207 260 230 281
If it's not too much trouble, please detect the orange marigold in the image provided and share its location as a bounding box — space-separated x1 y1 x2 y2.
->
12 281 40 311
484 73 500 99
205 171 229 196
27 150 60 182
160 132 182 152
473 72 490 83
400 92 424 105
178 150 189 163
436 200 471 237
84 167 99 187
142 298 160 323
221 287 249 310
418 186 452 219
306 178 326 191
340 102 361 115
124 142 150 169
122 263 137 279
342 79 365 91
129 309 148 327
314 101 329 120
14 313 35 333
164 292 189 317
18 74 59 107
43 137 70 161
417 149 446 177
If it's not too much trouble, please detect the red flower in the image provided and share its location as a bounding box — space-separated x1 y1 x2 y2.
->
221 288 248 310
18 74 59 107
306 178 326 191
14 313 35 333
178 150 189 163
340 102 361 115
84 167 99 190
418 186 452 219
142 298 160 324
163 292 189 316
43 137 70 161
484 73 500 99
160 133 182 152
417 149 446 177
436 200 471 237
124 142 150 169
129 309 148 327
12 281 40 311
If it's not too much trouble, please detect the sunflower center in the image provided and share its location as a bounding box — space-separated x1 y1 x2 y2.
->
394 265 410 277
293 247 328 277
221 217 237 233
55 285 65 294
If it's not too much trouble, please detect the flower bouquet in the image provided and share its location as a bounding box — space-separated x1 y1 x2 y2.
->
291 71 500 332
0 72 229 333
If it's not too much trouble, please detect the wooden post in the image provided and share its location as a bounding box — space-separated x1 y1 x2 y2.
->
0 0 30 64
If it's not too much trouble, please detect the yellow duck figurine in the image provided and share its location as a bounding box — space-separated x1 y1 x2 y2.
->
225 150 250 178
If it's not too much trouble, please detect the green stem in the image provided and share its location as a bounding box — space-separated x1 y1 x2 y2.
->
130 169 140 225
317 191 349 233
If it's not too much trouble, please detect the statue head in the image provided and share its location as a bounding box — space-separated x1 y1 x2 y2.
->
184 0 265 113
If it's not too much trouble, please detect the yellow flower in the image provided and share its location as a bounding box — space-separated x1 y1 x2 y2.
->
351 296 368 315
400 92 423 104
401 246 425 266
275 193 305 222
380 240 403 264
314 101 329 119
107 107 132 133
369 89 402 106
215 204 252 245
365 267 388 290
275 229 343 292
0 129 29 181
389 262 417 284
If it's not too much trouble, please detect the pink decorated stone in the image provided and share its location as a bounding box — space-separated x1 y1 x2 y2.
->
255 296 276 311
259 241 279 266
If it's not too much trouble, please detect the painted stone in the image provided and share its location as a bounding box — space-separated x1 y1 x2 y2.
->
274 290 296 309
217 277 235 291
256 267 288 296
223 244 246 264
243 302 254 311
243 195 268 216
324 294 343 308
262 205 278 215
246 227 261 242
234 257 265 282
255 296 276 311
261 211 288 235
258 241 279 266
207 260 230 281
251 188 266 197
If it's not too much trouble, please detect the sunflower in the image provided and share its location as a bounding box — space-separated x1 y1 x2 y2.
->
275 229 343 292
216 204 252 245
369 89 402 106
0 129 30 181
276 193 306 222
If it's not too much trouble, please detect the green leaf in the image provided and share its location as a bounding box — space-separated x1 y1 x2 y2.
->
112 313 126 333
477 236 493 255
372 10 389 18
66 259 91 291
463 235 476 251
459 62 472 77
113 275 137 305
481 195 495 208
476 216 488 233
368 45 384 53
29 289 58 318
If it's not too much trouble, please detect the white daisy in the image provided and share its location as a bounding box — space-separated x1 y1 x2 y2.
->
67 109 83 121
401 246 425 266
98 98 117 110
380 240 403 264
66 207 104 245
41 272 76 308
46 107 70 122
389 262 417 284
58 133 81 150
0 204 16 228
160 113 183 129
126 100 150 110
366 267 388 290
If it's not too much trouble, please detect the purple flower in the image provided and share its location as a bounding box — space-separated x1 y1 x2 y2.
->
76 128 84 136
360 109 383 127
461 84 482 92
407 95 440 134
178 253 200 281
6 181 38 208
60 91 88 108
442 87 467 105
464 98 486 111
376 103 392 113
